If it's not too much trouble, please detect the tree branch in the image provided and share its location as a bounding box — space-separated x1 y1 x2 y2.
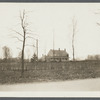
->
12 30 24 37
20 10 25 29
97 22 100 26
26 32 39 37
25 36 37 40
25 44 35 47
12 36 23 42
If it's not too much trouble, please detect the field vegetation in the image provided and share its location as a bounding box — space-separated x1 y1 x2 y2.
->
0 60 100 84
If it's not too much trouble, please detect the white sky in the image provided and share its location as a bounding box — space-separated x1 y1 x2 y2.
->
0 3 100 59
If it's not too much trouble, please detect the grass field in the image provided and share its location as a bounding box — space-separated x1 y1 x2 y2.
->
0 60 100 84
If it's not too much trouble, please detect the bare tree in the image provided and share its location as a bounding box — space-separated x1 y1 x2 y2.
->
2 46 12 62
71 17 77 61
12 10 35 76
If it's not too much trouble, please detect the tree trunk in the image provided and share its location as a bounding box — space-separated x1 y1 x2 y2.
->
72 22 75 61
21 31 26 77
21 49 24 76
72 43 75 61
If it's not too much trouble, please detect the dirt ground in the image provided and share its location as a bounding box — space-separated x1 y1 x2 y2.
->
0 78 100 91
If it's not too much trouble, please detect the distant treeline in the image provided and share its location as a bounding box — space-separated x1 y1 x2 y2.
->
0 58 29 63
87 55 100 60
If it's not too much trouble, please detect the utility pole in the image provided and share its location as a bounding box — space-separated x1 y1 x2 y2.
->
53 29 55 61
36 39 38 61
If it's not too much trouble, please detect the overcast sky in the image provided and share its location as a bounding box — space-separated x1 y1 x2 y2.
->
0 3 100 59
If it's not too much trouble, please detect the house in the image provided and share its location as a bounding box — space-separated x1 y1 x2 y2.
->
46 48 69 62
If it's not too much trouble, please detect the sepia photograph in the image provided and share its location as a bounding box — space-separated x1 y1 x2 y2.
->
0 3 100 97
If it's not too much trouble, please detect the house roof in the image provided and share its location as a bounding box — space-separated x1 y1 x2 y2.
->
47 49 69 57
